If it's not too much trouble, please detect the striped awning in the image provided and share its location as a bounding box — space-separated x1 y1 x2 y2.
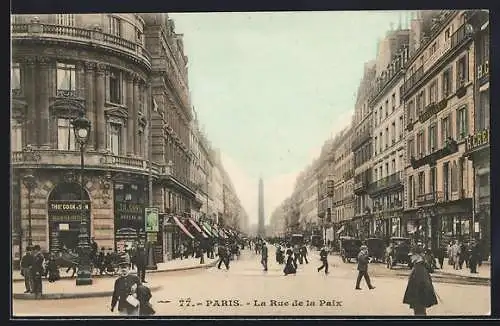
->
212 225 227 238
188 219 208 238
202 222 217 238
173 216 194 239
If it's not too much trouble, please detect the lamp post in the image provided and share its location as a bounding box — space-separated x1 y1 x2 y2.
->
71 113 92 286
22 172 36 247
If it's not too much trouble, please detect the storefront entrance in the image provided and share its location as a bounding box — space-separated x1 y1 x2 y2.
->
48 182 91 253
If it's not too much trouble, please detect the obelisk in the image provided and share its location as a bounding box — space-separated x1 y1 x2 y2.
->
258 177 265 237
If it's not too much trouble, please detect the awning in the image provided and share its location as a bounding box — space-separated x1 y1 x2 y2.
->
173 216 194 239
336 225 345 234
188 219 208 238
202 222 217 238
213 226 227 238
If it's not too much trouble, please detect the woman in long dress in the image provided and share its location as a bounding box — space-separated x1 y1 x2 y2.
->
283 249 297 276
403 244 438 316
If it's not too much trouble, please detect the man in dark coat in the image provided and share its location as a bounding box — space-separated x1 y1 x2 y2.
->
355 245 375 290
136 283 155 316
110 264 141 316
300 244 309 264
317 246 329 274
468 240 481 274
261 242 268 271
20 246 34 293
403 245 438 315
134 244 148 283
31 245 45 298
217 242 229 270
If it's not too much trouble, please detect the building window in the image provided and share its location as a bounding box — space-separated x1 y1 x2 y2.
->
11 120 23 151
391 93 396 112
56 14 75 26
109 15 121 37
418 172 425 196
407 138 415 159
107 69 122 104
430 167 437 194
456 55 468 87
138 129 143 157
457 106 468 140
374 111 378 127
391 121 396 144
407 100 415 123
408 175 414 207
428 123 437 152
451 161 458 192
442 67 453 98
56 63 76 96
429 80 438 104
445 28 450 40
417 131 424 157
385 100 389 117
477 90 490 131
399 116 404 139
416 91 425 115
57 118 76 150
374 136 378 155
385 127 389 148
11 62 21 91
441 115 451 146
430 42 437 55
391 159 396 173
109 123 121 155
379 132 383 151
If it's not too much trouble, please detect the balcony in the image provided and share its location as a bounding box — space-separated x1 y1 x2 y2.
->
351 129 372 151
402 66 424 97
343 169 354 180
11 148 164 176
416 191 445 206
465 129 490 156
410 138 458 169
367 172 403 196
11 21 151 69
354 180 368 195
418 98 448 124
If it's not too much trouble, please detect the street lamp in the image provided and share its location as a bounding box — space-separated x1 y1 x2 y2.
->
22 172 36 247
71 113 92 286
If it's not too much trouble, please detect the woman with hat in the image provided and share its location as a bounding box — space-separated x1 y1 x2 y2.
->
403 243 438 316
283 247 297 276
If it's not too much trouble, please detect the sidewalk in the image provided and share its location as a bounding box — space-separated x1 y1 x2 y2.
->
13 257 218 300
434 258 491 280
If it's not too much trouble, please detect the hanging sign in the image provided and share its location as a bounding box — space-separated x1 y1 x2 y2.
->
145 207 159 232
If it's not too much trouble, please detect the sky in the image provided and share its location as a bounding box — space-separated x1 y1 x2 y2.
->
170 11 406 226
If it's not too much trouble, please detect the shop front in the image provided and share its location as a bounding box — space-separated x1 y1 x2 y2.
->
114 183 147 252
389 215 402 238
48 182 91 253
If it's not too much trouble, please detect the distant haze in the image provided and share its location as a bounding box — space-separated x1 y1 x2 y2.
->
171 11 404 224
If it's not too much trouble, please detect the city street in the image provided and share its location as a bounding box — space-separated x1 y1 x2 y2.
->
13 249 490 317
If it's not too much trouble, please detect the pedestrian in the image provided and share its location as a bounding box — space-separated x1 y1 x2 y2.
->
459 241 468 269
435 245 445 269
261 242 268 271
317 246 329 274
20 246 34 293
283 248 297 276
46 254 60 282
178 243 185 260
447 242 453 266
469 240 480 274
217 242 229 270
110 264 141 316
403 244 438 316
199 240 205 264
293 244 301 265
136 283 155 316
451 240 460 270
31 245 45 299
355 245 375 290
134 243 148 283
301 244 309 264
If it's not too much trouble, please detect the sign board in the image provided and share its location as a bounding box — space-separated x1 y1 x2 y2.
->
147 232 158 243
145 207 159 232
59 223 70 231
474 221 480 233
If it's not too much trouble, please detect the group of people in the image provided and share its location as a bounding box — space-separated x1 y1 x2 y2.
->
20 245 60 298
444 239 482 273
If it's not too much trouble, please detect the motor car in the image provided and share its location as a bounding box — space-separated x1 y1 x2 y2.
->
339 236 362 263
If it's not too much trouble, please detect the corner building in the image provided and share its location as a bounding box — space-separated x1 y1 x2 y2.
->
11 13 198 263
403 11 476 250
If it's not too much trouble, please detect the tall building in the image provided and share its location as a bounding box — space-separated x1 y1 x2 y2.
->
257 177 265 237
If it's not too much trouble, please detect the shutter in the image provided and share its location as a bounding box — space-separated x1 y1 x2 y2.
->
464 106 469 137
465 52 469 83
456 108 460 140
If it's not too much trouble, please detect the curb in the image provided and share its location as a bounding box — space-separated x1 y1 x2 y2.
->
13 285 163 300
390 272 490 283
12 260 219 283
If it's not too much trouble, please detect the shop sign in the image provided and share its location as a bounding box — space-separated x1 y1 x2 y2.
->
49 202 90 210
145 207 159 232
147 232 158 243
